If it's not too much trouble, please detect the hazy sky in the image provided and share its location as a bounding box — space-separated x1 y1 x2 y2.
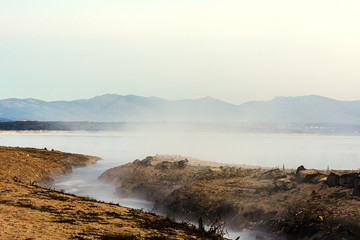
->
1 0 360 104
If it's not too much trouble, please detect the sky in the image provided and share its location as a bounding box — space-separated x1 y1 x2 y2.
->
1 0 360 104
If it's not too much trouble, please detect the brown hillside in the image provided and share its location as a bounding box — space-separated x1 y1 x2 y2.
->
0 146 224 240
100 155 360 240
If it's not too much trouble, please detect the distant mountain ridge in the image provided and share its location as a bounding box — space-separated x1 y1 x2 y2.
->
1 94 360 124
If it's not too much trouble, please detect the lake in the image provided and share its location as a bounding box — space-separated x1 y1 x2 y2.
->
1 131 359 170
1 131 359 239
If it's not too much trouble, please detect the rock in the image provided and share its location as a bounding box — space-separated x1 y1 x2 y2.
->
326 172 360 188
274 178 297 190
155 161 172 170
260 169 286 180
155 160 189 170
304 172 326 184
296 165 306 175
133 159 141 165
222 167 231 173
295 166 325 184
140 156 154 166
316 215 325 222
176 159 188 169
353 184 360 196
354 177 360 187
295 167 322 183
326 172 340 187
339 173 360 188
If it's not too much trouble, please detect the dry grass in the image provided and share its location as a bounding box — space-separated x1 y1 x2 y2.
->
101 155 360 239
0 146 225 240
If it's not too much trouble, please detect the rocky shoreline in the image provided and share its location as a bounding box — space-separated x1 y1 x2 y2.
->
0 147 223 240
99 155 360 240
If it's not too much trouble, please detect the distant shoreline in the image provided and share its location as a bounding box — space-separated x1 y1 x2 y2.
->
0 121 360 135
1 129 360 138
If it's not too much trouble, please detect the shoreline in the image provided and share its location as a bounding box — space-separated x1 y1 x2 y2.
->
1 129 360 137
100 155 360 240
0 146 223 240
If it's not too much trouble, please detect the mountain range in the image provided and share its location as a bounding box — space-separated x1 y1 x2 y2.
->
1 94 360 124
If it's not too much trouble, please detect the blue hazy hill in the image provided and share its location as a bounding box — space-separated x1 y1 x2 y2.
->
1 94 360 124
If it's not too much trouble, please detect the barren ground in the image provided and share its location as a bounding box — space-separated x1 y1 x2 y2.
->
0 146 224 240
100 155 360 240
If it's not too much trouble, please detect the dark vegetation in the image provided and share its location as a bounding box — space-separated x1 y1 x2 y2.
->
0 121 124 131
1 120 360 134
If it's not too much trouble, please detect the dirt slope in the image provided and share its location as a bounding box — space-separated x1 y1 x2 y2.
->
100 155 360 240
0 146 224 240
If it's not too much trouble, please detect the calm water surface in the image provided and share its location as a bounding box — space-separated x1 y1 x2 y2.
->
1 131 359 239
1 131 359 169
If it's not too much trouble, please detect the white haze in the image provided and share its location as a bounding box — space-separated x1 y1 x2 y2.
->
1 131 360 239
1 131 360 170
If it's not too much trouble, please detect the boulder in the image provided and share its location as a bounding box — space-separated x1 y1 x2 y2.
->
303 172 326 184
354 177 360 187
295 166 323 183
140 156 154 166
133 159 141 165
339 173 360 188
296 165 306 175
155 160 189 170
274 178 297 190
222 167 231 173
175 159 188 169
353 184 360 196
155 161 172 170
326 172 340 187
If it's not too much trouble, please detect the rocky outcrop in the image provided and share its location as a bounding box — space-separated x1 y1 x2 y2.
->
296 165 306 174
133 156 189 170
155 159 189 170
220 166 241 173
326 172 360 190
295 166 326 184
326 172 340 187
133 156 154 166
339 173 360 188
353 184 360 196
100 159 360 240
155 161 173 170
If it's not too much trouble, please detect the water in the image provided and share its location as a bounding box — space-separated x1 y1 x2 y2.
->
1 131 359 239
1 131 359 170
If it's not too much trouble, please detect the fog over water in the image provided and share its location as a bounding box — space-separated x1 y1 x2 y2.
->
1 131 359 170
1 131 360 239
